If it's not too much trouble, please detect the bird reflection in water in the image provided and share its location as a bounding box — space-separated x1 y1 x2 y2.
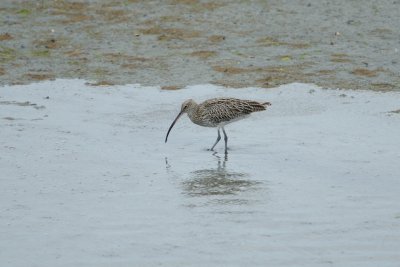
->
181 153 261 202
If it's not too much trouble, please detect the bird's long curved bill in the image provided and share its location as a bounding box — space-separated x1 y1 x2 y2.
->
165 111 183 143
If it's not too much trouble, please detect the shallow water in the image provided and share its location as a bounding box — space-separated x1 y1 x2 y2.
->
1 80 399 266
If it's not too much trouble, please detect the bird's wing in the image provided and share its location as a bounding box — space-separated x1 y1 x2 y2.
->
200 98 267 124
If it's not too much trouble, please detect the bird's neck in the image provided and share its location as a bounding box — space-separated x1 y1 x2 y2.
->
186 104 199 122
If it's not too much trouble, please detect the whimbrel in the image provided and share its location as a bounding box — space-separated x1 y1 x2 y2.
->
165 98 271 154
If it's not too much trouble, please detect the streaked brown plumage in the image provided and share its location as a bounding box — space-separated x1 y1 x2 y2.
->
165 97 271 154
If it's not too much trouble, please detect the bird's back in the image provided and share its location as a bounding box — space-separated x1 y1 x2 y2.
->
195 98 271 127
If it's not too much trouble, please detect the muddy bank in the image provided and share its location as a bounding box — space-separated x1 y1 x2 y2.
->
0 0 399 90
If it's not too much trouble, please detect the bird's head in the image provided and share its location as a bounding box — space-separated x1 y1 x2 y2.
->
180 99 196 114
165 99 197 143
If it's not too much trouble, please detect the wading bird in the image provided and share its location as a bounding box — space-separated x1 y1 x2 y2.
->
165 98 271 154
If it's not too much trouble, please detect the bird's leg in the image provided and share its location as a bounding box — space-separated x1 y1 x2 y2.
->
210 128 221 151
222 127 228 154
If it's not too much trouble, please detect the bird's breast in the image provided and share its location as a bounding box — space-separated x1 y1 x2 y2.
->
190 115 216 127
188 112 249 128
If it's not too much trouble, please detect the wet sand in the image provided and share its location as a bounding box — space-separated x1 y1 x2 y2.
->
1 0 400 90
1 80 399 266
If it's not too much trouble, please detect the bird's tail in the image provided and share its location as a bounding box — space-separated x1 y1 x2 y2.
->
262 102 272 106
